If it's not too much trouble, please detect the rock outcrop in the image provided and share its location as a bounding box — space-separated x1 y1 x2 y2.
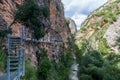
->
66 17 77 34
104 15 120 53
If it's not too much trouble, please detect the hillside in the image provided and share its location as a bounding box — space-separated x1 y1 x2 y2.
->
75 0 120 80
76 0 120 53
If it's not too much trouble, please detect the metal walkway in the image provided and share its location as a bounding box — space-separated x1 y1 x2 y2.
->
0 26 61 80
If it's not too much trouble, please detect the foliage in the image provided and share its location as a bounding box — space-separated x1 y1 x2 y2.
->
95 1 119 23
117 37 120 49
77 50 120 80
57 52 73 80
35 35 78 80
49 54 72 80
21 59 37 80
76 1 120 80
65 18 70 27
98 38 111 54
0 46 7 73
0 31 8 73
14 0 50 39
0 28 12 38
36 49 52 80
96 11 106 17
36 48 73 80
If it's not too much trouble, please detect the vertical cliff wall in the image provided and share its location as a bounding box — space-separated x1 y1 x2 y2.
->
0 0 70 64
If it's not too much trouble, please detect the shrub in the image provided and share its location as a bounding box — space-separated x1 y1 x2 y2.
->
0 48 7 73
36 49 52 80
22 60 37 80
65 18 70 27
96 11 106 17
77 49 120 80
98 38 110 54
0 28 12 38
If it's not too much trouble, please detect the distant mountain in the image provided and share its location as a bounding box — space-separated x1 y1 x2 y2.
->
66 17 77 34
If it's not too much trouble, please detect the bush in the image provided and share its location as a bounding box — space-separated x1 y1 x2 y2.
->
21 60 37 80
0 28 12 38
77 50 120 80
36 49 52 80
98 38 111 54
0 51 6 73
37 58 52 80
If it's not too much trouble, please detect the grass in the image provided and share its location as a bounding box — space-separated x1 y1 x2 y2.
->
21 59 37 80
0 48 7 73
98 38 111 54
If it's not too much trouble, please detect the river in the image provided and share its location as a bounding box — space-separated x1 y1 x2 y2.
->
70 60 79 80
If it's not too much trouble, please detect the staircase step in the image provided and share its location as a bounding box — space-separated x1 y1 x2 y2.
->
10 43 21 45
10 61 19 64
10 58 19 60
8 56 19 58
9 47 19 49
10 67 18 70
9 36 21 39
9 44 20 46
10 62 18 66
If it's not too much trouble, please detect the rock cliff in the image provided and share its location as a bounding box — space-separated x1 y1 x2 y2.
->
66 17 77 34
0 0 71 64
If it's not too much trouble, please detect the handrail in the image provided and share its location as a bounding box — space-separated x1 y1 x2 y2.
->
6 35 25 80
22 26 63 43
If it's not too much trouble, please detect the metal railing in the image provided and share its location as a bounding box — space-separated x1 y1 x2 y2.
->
6 35 25 80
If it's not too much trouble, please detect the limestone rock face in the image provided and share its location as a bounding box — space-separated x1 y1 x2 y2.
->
0 0 70 64
104 15 120 53
49 0 69 42
66 17 77 34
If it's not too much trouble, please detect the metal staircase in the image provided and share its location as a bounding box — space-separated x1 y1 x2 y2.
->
7 35 25 80
0 25 60 80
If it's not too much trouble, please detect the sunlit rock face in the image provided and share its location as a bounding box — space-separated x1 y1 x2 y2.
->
0 0 70 64
66 17 77 34
104 15 120 53
0 0 23 36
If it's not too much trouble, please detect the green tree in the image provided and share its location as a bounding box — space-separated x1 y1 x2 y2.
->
36 49 52 80
13 0 50 39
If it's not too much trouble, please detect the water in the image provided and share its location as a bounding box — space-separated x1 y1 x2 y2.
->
70 60 79 80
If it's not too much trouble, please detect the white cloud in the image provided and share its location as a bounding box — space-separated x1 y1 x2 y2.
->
71 13 87 29
62 0 108 29
65 0 92 12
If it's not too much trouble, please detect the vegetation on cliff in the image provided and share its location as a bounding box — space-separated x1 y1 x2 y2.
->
76 42 120 80
14 0 50 39
21 35 76 80
75 0 120 80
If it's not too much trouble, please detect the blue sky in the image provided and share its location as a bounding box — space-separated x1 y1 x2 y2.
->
61 0 108 29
